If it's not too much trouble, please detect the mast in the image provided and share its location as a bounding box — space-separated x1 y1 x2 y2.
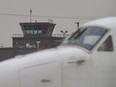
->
30 9 32 22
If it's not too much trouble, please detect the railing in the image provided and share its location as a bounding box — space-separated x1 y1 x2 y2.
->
13 34 24 37
52 34 69 37
13 33 69 37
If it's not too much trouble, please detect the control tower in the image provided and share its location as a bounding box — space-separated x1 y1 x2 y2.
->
12 22 64 49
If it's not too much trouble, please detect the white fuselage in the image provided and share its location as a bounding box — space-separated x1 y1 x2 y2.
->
0 17 116 87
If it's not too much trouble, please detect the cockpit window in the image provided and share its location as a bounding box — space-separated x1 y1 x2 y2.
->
98 35 113 51
61 26 108 50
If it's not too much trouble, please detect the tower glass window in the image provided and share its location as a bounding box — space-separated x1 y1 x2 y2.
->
30 30 33 34
38 30 42 34
34 30 38 34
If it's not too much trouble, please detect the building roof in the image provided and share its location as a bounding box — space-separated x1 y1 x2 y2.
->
20 22 56 25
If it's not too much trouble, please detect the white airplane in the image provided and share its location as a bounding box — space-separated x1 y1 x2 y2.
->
0 17 116 87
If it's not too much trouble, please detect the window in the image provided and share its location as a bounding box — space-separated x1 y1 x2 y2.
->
61 26 107 50
38 30 42 34
98 36 113 51
34 30 38 34
30 30 33 34
26 30 31 34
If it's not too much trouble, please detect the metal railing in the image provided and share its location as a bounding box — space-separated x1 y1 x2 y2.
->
13 34 24 37
13 33 69 38
52 34 69 37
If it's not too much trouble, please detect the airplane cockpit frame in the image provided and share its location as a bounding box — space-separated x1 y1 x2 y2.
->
60 26 110 51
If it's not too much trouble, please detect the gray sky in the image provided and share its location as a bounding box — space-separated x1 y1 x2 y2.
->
0 0 115 47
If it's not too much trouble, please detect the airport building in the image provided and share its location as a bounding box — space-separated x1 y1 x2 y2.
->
0 21 65 61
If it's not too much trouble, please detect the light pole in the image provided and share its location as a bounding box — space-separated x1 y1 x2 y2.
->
61 30 68 37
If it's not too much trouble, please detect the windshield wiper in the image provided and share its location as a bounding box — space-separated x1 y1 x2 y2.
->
74 28 87 40
68 28 81 40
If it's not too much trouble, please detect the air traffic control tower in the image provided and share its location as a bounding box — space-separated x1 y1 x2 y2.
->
12 22 64 50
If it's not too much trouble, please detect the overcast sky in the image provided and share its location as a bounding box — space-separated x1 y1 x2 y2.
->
0 0 115 47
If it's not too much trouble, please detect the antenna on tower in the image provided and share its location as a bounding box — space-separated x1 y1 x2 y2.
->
30 8 32 22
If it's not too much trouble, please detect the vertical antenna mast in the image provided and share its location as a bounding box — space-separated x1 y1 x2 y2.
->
30 9 32 22
75 22 79 30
